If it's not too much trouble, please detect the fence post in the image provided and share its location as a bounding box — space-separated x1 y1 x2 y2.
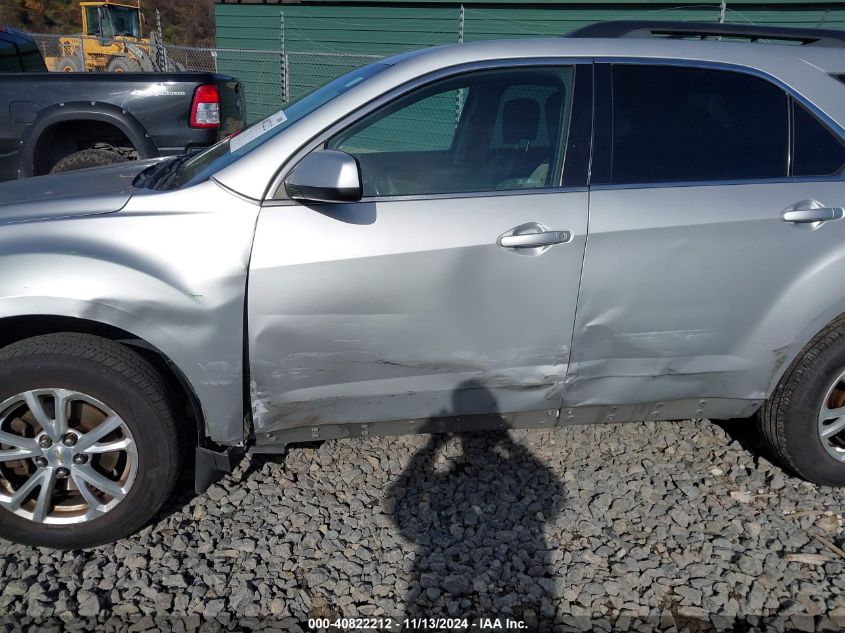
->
78 35 85 71
280 11 289 103
455 6 465 125
156 10 169 70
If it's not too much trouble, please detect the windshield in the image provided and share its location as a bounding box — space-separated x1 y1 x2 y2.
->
106 7 141 38
171 62 391 189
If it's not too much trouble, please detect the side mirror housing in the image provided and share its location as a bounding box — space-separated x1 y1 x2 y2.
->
284 150 362 203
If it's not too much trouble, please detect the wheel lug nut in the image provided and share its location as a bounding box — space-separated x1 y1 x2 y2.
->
55 467 70 479
62 433 77 447
33 456 47 468
38 436 52 448
73 454 88 465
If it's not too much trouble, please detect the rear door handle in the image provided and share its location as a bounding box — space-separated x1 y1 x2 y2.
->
782 200 845 224
499 231 571 248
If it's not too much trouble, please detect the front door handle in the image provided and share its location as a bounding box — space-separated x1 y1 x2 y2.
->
499 230 571 248
782 200 845 224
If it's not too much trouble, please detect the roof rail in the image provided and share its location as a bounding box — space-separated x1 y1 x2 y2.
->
566 20 845 48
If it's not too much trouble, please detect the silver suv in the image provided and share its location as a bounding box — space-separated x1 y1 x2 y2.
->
2 21 845 548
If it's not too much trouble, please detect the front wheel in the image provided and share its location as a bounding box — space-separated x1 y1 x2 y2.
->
56 56 82 72
107 57 142 72
759 317 845 486
0 334 181 548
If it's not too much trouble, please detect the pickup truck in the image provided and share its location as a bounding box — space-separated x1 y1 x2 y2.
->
3 22 845 550
0 25 244 181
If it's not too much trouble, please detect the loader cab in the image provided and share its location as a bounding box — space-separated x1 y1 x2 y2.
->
82 2 142 41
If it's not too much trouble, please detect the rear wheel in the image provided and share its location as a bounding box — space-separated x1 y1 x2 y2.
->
759 316 845 486
0 334 181 548
49 148 127 174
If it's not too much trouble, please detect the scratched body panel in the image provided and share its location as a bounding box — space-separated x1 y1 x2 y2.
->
0 167 259 444
566 181 845 409
4 38 845 450
248 191 588 433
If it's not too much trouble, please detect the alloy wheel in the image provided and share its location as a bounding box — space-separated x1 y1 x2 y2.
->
0 389 137 524
818 372 845 462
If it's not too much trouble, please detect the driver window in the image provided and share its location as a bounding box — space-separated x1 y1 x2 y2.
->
326 66 574 197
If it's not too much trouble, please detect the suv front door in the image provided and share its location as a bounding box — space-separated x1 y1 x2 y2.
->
248 62 592 440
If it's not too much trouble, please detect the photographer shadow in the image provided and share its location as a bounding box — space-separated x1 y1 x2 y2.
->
386 380 566 631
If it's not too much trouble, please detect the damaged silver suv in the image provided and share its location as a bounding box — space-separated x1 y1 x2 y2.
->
3 21 845 548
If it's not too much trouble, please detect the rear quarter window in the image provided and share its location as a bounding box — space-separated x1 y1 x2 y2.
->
0 34 21 72
792 100 845 177
0 32 46 72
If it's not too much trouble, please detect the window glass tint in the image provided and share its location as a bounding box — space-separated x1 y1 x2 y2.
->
0 33 45 72
328 67 574 197
610 65 788 184
792 102 845 177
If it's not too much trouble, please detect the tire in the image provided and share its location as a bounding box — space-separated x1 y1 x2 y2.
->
759 314 845 487
57 56 83 72
49 148 127 175
107 57 142 73
0 333 181 548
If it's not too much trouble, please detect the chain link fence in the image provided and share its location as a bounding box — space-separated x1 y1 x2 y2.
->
30 33 382 123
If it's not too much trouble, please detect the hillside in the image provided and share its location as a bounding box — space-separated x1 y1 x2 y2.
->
0 0 216 47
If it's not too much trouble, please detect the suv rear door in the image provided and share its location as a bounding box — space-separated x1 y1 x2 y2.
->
567 62 845 417
248 62 592 440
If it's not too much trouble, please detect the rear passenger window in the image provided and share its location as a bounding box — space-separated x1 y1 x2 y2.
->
0 33 46 72
792 102 845 177
17 40 46 72
610 65 789 184
0 36 21 72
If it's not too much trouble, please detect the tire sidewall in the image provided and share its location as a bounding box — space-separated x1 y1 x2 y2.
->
50 149 124 174
0 355 176 549
782 342 845 486
108 57 141 73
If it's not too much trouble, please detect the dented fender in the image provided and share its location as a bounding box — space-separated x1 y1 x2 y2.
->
0 180 259 444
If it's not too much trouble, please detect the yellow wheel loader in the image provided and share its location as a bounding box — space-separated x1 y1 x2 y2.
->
45 1 178 73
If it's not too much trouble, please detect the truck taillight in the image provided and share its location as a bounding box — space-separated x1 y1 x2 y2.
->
190 84 220 129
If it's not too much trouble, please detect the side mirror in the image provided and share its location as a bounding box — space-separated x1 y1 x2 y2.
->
284 150 362 204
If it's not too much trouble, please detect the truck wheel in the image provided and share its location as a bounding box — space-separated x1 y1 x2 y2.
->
0 333 181 549
57 56 83 72
759 317 845 486
49 148 127 174
107 57 142 73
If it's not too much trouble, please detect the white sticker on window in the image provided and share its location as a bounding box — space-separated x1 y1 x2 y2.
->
229 110 288 153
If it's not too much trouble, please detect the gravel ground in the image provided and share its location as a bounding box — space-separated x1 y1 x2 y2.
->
2 418 845 632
